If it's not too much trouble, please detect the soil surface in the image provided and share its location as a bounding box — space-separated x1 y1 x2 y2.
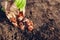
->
0 0 60 40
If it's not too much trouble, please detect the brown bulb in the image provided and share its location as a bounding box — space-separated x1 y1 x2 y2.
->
19 22 25 31
28 26 33 31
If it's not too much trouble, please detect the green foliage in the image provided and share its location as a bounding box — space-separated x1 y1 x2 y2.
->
14 0 26 11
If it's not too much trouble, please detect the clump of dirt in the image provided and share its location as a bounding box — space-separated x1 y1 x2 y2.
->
0 0 60 40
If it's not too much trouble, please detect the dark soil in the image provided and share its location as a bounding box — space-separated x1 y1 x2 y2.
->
0 0 60 40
